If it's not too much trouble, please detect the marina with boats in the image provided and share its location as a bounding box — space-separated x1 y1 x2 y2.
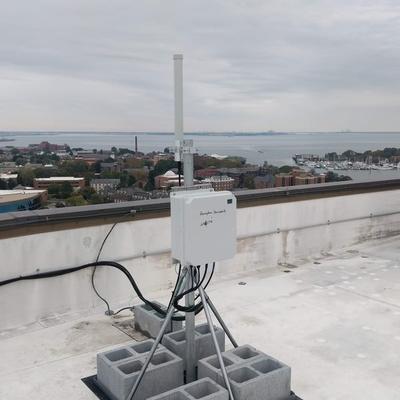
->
293 153 400 171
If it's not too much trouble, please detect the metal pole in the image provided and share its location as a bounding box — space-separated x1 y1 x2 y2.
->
184 266 196 382
174 54 196 382
204 292 238 348
127 270 188 400
183 148 193 186
198 285 235 400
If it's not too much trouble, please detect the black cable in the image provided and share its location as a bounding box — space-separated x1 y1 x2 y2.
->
168 264 182 310
91 211 135 315
0 260 203 321
194 263 212 301
92 222 118 314
198 264 208 287
178 161 182 186
113 306 134 315
203 262 215 291
173 266 205 312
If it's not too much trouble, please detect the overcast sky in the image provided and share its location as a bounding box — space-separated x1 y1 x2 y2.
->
0 0 399 132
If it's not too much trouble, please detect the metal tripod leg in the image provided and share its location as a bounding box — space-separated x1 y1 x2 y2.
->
127 270 189 400
204 291 238 348
198 285 235 400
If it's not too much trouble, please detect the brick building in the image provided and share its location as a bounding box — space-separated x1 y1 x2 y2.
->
275 170 325 188
33 177 85 191
203 175 234 191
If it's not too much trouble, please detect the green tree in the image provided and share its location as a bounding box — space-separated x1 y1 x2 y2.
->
79 186 96 201
17 167 35 186
89 193 106 204
325 171 352 182
60 182 73 198
278 165 293 174
59 160 88 176
47 184 61 197
243 176 255 189
91 161 102 173
120 172 136 187
65 195 87 206
34 167 53 178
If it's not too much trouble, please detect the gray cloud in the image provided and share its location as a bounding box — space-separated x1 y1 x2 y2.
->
0 0 399 131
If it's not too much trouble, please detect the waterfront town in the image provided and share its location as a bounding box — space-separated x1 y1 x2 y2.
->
0 139 355 212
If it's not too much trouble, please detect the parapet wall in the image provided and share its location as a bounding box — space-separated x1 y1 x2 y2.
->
1 183 400 331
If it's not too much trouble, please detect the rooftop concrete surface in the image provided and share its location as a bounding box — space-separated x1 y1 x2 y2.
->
1 236 400 400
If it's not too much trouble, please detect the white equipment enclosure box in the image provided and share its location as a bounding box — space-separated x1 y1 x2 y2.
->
170 188 236 266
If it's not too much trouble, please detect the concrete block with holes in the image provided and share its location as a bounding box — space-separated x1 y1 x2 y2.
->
133 301 183 338
198 345 291 400
147 377 229 400
162 323 225 365
96 339 166 397
97 348 184 400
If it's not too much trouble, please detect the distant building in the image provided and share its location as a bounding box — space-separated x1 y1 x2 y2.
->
218 166 260 187
203 175 234 191
0 162 17 173
154 170 199 190
0 173 18 181
154 170 183 189
294 175 325 185
90 178 120 193
254 175 274 189
75 151 112 165
195 167 219 179
274 174 293 187
33 141 67 152
55 149 70 159
100 162 120 173
275 170 325 187
104 187 151 202
152 153 173 164
0 189 47 213
33 177 85 191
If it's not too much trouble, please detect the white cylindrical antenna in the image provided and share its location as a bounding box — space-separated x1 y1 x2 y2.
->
173 54 193 187
174 54 184 144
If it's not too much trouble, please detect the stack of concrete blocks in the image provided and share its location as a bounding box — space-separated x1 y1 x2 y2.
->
162 323 225 368
198 345 291 400
148 377 229 400
97 339 184 400
133 301 183 338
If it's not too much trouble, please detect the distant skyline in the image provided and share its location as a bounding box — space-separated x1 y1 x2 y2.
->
1 1 400 132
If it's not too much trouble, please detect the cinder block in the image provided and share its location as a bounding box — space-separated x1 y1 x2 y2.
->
197 354 236 385
134 302 183 338
162 323 225 366
195 324 225 361
97 346 135 391
148 377 229 400
249 358 291 400
198 345 263 386
105 348 184 400
97 339 166 392
198 345 291 400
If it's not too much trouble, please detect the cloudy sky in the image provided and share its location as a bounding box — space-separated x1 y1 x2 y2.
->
0 0 399 132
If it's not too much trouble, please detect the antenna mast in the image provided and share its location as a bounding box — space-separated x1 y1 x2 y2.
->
173 54 196 382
